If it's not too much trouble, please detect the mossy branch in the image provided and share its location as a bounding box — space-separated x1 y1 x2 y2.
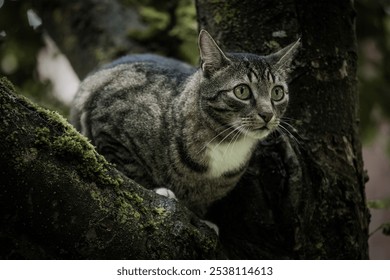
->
0 77 222 259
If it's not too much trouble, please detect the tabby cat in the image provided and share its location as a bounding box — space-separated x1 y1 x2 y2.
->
71 30 300 218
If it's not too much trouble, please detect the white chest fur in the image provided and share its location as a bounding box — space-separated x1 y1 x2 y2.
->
206 136 258 177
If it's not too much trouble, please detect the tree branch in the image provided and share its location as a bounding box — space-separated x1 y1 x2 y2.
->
0 77 223 259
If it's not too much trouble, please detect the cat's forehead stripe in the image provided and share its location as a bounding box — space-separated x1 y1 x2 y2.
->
264 68 275 83
247 69 259 83
242 59 257 83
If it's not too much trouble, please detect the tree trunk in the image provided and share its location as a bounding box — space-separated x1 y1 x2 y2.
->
196 0 369 259
0 77 222 259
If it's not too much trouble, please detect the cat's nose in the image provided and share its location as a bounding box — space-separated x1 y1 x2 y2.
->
259 112 274 123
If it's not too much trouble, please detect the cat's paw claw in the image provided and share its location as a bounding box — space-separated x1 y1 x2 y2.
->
154 188 177 200
200 219 219 235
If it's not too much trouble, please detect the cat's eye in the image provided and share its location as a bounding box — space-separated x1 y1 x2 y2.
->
271 86 285 101
233 84 252 100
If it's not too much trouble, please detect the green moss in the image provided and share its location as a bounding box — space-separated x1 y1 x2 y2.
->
267 40 281 51
34 127 51 145
116 195 142 224
0 77 17 94
32 106 123 188
4 130 20 144
13 147 39 171
114 190 170 231
90 186 146 226
116 189 144 207
119 189 144 204
141 207 169 231
210 1 237 26
154 207 166 216
90 189 110 214
214 12 222 24
186 225 218 253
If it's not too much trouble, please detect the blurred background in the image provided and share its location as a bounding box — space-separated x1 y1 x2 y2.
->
0 0 389 258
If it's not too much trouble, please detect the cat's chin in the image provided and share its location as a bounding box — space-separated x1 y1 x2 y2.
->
246 128 271 140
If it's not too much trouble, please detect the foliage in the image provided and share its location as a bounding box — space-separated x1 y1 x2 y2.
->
368 198 390 209
0 2 47 103
367 198 390 237
0 0 198 116
127 0 198 64
356 0 390 143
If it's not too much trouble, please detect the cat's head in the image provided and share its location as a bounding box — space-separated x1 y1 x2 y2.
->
197 30 300 140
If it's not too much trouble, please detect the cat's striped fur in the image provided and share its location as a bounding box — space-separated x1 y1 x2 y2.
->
71 30 300 216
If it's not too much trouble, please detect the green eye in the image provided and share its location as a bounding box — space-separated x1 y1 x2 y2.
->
271 86 285 101
233 84 252 100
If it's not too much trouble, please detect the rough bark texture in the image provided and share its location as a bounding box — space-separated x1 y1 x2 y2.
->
0 78 222 259
197 0 369 259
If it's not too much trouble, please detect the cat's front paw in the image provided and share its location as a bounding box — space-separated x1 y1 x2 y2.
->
154 188 177 200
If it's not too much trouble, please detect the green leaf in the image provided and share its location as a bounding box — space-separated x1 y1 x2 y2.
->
367 198 390 209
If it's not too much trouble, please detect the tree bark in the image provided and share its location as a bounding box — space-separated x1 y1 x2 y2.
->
197 0 369 259
0 77 222 259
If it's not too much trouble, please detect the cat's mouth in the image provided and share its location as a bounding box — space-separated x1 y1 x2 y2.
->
246 126 273 139
240 120 278 139
252 124 276 132
254 126 269 131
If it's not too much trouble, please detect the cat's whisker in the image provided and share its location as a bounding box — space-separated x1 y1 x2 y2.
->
280 119 299 134
281 116 299 122
278 124 294 140
208 123 242 155
224 126 244 157
278 123 302 147
276 127 288 143
242 125 249 147
197 124 235 155
280 120 303 141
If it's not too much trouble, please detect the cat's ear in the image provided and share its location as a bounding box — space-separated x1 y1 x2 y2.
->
270 38 301 78
198 30 231 77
